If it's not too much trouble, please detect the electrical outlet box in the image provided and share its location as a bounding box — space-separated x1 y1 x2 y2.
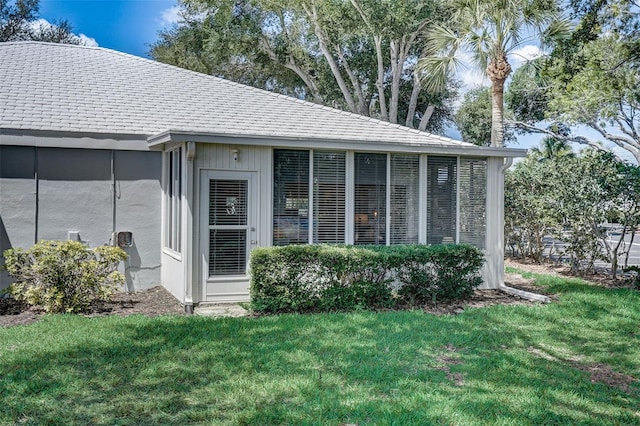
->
116 231 133 248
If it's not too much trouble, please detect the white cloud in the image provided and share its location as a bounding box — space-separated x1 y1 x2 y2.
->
509 45 543 68
77 33 98 47
160 6 182 27
28 18 98 46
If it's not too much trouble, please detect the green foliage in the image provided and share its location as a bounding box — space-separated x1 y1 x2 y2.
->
151 0 457 132
395 244 484 304
250 244 484 313
506 149 640 276
0 0 79 43
455 86 515 146
508 2 640 162
3 240 127 313
1 272 639 424
419 0 568 147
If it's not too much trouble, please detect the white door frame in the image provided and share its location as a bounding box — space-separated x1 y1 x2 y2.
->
199 170 258 302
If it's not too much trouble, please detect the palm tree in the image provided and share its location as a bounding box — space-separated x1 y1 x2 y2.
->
531 137 575 160
418 0 568 147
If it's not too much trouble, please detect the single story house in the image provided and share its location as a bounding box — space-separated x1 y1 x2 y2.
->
0 42 526 310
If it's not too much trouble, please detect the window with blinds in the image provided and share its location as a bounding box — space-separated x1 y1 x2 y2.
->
165 147 182 252
273 150 310 245
427 156 457 245
459 157 487 249
354 153 386 245
313 151 346 243
208 179 248 276
390 154 419 244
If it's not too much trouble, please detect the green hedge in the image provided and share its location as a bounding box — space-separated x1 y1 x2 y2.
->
250 244 484 314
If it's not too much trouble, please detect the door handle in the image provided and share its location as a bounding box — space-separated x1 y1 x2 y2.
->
251 240 258 245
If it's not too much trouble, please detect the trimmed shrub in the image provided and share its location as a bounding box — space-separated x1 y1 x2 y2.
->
3 240 127 313
250 244 484 314
395 244 484 304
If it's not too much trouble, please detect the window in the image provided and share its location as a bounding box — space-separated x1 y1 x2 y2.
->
390 154 419 244
354 153 386 245
427 156 457 245
459 158 487 249
273 150 310 245
165 147 182 252
313 151 346 243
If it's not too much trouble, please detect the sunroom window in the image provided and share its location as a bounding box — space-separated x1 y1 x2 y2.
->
354 153 386 245
427 156 457 245
390 154 420 244
273 150 309 245
165 147 182 252
459 157 487 249
313 151 346 243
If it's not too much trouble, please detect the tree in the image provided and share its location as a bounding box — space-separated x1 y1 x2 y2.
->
506 1 640 162
151 0 457 133
455 86 517 146
418 0 568 147
506 148 640 277
510 35 640 163
1 0 79 43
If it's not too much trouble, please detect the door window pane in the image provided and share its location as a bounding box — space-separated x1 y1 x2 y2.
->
209 229 247 275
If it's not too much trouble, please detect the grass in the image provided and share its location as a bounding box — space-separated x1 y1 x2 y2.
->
1 271 639 425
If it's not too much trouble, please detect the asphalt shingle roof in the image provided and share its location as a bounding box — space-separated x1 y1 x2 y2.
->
1 41 473 147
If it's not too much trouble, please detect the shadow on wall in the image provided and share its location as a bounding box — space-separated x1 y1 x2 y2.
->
0 216 12 290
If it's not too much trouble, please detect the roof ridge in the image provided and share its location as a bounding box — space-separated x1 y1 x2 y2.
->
0 41 460 144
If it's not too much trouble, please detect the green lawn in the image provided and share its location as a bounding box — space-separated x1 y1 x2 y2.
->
1 271 639 425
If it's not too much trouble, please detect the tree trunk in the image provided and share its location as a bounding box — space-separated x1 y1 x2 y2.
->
374 35 388 121
405 72 421 128
487 54 512 147
418 105 435 131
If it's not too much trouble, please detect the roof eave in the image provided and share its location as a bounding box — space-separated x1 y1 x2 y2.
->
148 130 527 158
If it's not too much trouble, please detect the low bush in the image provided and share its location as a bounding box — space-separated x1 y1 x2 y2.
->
3 240 127 313
250 244 484 314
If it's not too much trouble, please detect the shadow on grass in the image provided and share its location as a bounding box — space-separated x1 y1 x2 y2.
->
1 283 639 425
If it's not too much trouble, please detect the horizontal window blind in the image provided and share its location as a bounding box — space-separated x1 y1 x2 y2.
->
273 150 310 245
209 229 246 276
427 156 457 245
354 153 387 245
313 151 346 243
390 154 419 244
459 157 487 249
209 180 247 226
208 179 249 276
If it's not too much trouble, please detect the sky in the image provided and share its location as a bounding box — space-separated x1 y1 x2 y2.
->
35 0 583 154
39 0 180 58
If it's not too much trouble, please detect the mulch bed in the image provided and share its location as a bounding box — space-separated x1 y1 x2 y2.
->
3 260 580 328
0 286 185 328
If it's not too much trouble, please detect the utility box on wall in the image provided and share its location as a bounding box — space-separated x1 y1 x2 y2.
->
116 231 133 248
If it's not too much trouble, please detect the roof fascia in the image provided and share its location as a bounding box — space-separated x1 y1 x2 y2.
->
148 130 528 158
0 128 150 151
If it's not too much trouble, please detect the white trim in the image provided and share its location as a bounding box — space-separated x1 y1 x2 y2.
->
385 152 391 246
148 131 527 158
308 149 314 244
419 154 428 244
456 156 461 244
162 247 182 262
345 151 355 245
